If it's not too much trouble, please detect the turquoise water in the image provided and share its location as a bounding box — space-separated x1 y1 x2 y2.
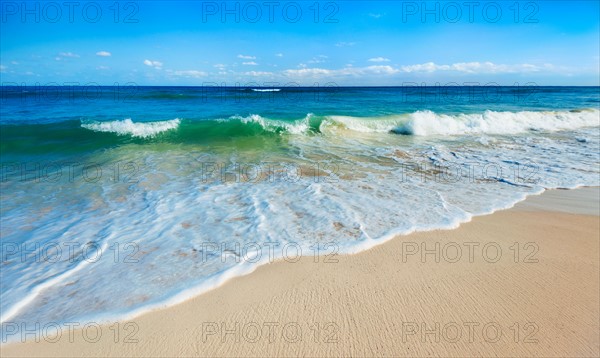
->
1 86 599 340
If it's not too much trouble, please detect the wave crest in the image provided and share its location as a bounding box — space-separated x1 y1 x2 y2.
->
81 118 181 138
228 114 313 134
77 109 599 140
321 109 599 136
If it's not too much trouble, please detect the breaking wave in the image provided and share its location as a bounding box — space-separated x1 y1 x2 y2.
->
81 118 181 138
322 109 600 136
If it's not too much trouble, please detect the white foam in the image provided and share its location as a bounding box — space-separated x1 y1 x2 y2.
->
322 114 405 133
322 109 600 136
401 109 600 136
81 118 181 138
0 242 108 324
230 114 312 134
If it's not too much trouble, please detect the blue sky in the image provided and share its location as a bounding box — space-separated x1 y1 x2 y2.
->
1 1 599 85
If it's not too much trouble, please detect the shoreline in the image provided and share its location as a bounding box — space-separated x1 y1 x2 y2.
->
0 184 547 332
2 187 599 357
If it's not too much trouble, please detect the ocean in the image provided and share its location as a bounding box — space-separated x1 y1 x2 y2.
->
1 85 599 340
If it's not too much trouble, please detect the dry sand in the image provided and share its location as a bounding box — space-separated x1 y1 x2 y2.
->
2 187 599 357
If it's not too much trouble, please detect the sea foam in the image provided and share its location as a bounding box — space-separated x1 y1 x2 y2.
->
323 109 600 136
81 118 181 138
228 113 313 134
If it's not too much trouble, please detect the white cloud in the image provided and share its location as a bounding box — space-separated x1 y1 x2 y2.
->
369 13 383 18
10 61 18 65
143 59 163 69
244 71 274 76
96 66 109 70
275 53 283 57
0 65 6 72
284 68 333 76
242 61 258 66
364 65 400 74
282 62 556 77
282 61 552 79
55 52 79 61
400 61 548 74
214 63 227 69
284 61 552 76
168 70 207 78
238 55 256 60
307 55 329 64
335 42 356 47
284 67 366 77
96 51 111 57
368 57 390 62
59 52 79 58
284 65 399 78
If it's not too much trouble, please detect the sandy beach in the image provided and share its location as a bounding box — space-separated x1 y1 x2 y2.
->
2 187 599 357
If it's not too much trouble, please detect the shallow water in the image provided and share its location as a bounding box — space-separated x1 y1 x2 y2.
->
1 86 599 341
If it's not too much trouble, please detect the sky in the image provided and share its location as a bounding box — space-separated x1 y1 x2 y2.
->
1 1 599 86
